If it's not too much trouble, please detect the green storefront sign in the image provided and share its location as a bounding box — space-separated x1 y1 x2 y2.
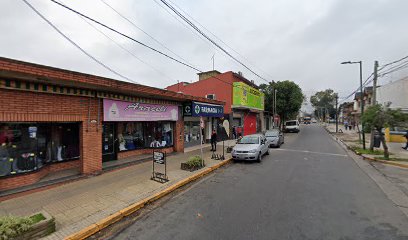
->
232 82 264 110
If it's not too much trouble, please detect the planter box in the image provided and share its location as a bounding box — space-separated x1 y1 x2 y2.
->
15 211 55 240
180 163 205 172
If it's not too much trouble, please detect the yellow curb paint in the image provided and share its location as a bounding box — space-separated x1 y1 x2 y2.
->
364 156 408 169
64 158 232 240
119 201 146 217
65 224 99 240
95 211 123 230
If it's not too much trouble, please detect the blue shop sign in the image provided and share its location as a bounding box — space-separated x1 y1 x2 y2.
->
191 102 224 117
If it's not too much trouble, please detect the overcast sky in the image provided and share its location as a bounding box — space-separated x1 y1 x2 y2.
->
1 0 407 102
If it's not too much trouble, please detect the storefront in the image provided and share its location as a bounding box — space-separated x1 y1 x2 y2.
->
102 99 179 161
183 101 224 147
231 82 265 136
0 122 80 177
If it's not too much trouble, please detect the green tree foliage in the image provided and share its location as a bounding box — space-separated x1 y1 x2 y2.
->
259 80 304 124
310 89 337 121
362 104 407 158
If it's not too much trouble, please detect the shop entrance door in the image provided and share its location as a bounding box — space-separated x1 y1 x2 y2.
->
102 123 117 162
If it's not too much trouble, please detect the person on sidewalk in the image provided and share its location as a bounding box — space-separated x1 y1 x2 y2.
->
403 131 408 150
210 129 217 151
344 121 348 131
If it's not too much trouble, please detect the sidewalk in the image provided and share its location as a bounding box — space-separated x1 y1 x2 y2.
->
0 140 235 240
324 123 408 165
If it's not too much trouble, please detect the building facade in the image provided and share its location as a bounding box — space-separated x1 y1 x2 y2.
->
166 71 265 140
0 57 224 191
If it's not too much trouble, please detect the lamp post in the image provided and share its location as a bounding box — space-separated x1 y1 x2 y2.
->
341 61 366 149
274 89 277 129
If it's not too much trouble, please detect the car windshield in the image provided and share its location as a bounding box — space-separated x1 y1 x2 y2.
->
286 121 297 126
238 136 259 144
265 131 279 137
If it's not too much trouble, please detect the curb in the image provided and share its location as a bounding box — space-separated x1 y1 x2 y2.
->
324 126 408 169
64 158 232 240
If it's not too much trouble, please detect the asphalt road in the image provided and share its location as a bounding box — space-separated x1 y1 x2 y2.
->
113 124 408 240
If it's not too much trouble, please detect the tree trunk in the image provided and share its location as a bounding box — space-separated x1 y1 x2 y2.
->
369 128 375 151
381 133 389 159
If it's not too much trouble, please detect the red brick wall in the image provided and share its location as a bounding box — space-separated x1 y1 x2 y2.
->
0 160 80 191
0 88 102 188
166 72 234 114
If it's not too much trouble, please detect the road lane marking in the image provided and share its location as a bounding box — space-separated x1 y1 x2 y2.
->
275 148 348 157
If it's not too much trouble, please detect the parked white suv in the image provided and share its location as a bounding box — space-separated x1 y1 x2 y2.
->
284 120 300 133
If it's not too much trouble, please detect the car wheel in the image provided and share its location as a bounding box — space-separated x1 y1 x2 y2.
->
257 152 262 162
277 143 281 148
266 149 270 155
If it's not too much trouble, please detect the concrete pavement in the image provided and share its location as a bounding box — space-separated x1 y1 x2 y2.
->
0 140 235 240
113 124 408 240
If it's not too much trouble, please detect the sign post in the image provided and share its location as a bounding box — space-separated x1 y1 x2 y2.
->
200 116 204 166
151 150 168 183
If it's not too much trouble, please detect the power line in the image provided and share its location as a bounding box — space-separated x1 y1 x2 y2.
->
378 54 408 71
49 0 202 73
99 0 195 68
48 0 267 92
166 0 275 80
79 14 176 82
22 0 137 84
379 61 408 77
158 0 271 83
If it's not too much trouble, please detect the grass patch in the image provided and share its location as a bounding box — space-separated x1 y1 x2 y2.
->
29 213 45 224
185 155 204 168
351 146 384 155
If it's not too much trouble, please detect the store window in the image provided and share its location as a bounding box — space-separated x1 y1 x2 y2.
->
117 122 174 151
0 123 80 177
184 122 201 147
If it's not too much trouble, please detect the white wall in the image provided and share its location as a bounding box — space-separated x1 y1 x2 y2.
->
376 76 408 112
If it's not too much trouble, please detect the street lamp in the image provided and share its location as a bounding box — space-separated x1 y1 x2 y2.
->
341 60 366 149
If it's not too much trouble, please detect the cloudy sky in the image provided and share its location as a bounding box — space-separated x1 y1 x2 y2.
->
1 0 407 103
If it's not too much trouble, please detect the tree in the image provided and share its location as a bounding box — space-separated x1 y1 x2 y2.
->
361 104 407 159
260 80 304 125
310 89 337 121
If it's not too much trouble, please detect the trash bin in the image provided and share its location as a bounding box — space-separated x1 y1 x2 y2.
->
373 132 381 148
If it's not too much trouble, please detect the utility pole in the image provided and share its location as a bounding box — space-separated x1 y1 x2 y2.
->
369 61 379 150
360 61 366 150
335 94 339 133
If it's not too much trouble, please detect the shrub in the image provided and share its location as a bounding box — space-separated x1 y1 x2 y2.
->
185 155 203 168
0 216 34 240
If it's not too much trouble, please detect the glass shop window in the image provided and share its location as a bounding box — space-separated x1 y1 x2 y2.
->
117 122 174 151
0 123 80 177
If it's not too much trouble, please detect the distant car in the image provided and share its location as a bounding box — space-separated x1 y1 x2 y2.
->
312 118 317 123
303 117 311 124
284 120 300 133
265 129 284 148
232 134 269 162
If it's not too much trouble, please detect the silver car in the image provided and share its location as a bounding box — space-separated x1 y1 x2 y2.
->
232 134 269 162
265 129 284 148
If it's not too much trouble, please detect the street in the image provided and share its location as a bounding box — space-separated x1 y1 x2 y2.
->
111 124 408 240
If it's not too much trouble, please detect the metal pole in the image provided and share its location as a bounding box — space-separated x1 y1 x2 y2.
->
359 61 366 149
335 94 338 133
274 89 277 128
369 61 378 150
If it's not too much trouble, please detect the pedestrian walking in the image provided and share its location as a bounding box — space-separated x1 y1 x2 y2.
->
344 121 348 131
403 131 408 150
210 129 217 151
232 126 236 139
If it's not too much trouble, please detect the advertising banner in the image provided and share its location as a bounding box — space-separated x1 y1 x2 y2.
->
232 82 265 110
103 99 179 122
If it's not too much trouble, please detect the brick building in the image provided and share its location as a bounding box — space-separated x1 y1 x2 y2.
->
0 57 223 191
166 70 265 141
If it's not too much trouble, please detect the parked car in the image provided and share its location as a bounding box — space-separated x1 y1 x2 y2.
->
312 118 317 123
265 129 284 148
232 134 269 162
284 120 300 133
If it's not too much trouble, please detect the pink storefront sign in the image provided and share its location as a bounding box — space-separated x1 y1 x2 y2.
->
103 99 179 122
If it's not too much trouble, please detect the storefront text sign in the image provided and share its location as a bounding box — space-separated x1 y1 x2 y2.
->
183 102 224 117
103 99 179 121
